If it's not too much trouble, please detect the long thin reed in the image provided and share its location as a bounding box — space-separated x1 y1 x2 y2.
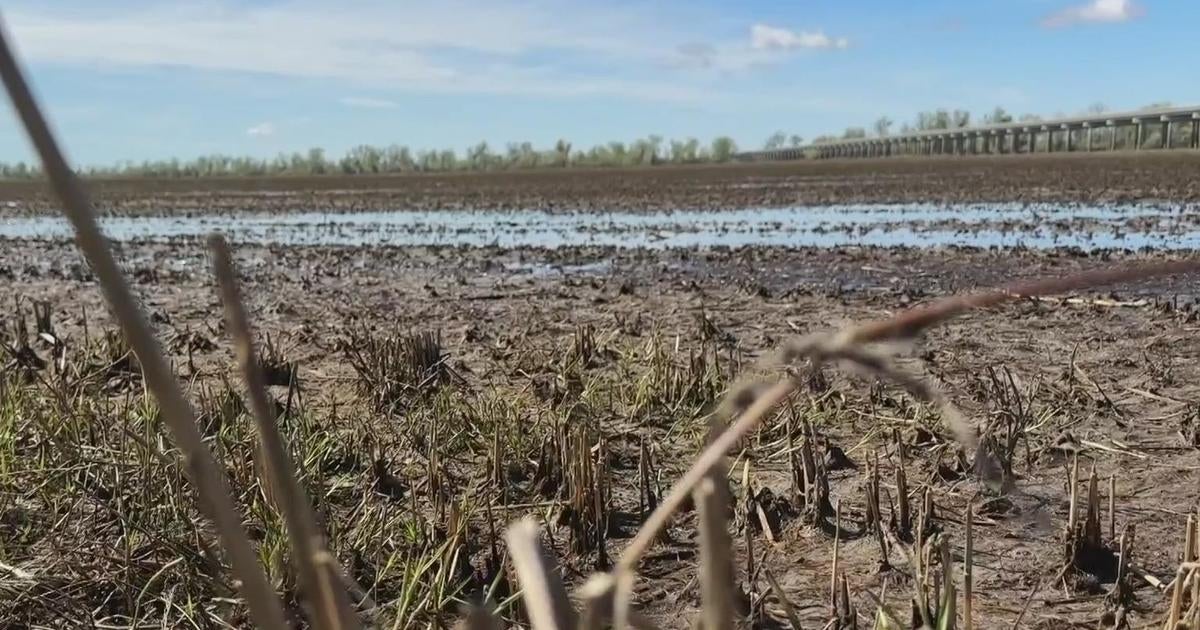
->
0 16 288 630
210 235 360 630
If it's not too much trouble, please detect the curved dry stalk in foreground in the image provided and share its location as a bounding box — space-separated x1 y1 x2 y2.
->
210 235 362 630
0 17 288 630
585 257 1198 628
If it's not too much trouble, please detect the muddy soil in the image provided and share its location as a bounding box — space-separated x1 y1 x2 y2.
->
4 157 1200 628
5 233 1200 628
3 152 1200 216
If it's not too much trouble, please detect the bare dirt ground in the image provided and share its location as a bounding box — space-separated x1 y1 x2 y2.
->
2 156 1200 629
4 151 1200 216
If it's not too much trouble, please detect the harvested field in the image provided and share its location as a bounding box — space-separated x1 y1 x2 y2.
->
2 158 1200 629
4 152 1200 215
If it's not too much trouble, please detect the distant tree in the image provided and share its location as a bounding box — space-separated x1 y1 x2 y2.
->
345 145 383 173
914 109 952 130
646 135 664 163
383 144 413 171
554 139 572 167
763 131 788 150
983 107 1013 124
873 116 893 137
710 136 737 161
1086 102 1107 114
467 141 493 170
1 131 790 178
668 137 700 163
631 137 659 165
842 127 867 139
952 110 970 128
608 141 629 164
307 148 327 174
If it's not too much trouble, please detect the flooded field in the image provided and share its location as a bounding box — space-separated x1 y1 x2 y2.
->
4 157 1200 628
3 201 1199 250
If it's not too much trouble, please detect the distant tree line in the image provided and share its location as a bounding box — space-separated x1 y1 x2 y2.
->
0 135 742 179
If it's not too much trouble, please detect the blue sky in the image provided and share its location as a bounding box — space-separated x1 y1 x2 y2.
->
0 0 1196 165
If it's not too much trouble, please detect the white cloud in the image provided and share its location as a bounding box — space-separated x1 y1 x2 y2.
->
339 96 400 109
245 122 275 137
750 24 849 51
1042 0 1143 27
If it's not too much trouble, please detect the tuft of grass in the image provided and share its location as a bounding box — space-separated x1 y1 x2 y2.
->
344 328 454 415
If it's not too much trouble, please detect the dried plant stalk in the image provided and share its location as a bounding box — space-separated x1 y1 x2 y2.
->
0 18 288 630
965 502 974 630
696 476 736 630
605 257 1198 615
505 519 576 630
695 415 737 630
210 235 360 630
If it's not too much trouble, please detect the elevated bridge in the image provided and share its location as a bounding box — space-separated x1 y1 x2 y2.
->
737 105 1200 161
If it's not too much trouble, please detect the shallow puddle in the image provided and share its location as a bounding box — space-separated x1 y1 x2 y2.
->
0 203 1196 250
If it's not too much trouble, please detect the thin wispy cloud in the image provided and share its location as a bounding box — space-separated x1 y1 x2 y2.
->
339 97 400 109
1042 0 1144 27
5 2 856 105
245 122 275 138
750 24 849 51
3 2 716 103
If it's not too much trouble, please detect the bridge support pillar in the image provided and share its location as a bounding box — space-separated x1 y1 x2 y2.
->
1164 120 1173 149
1086 127 1094 151
1065 128 1073 152
1109 126 1117 151
1136 122 1144 149
1192 120 1200 149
